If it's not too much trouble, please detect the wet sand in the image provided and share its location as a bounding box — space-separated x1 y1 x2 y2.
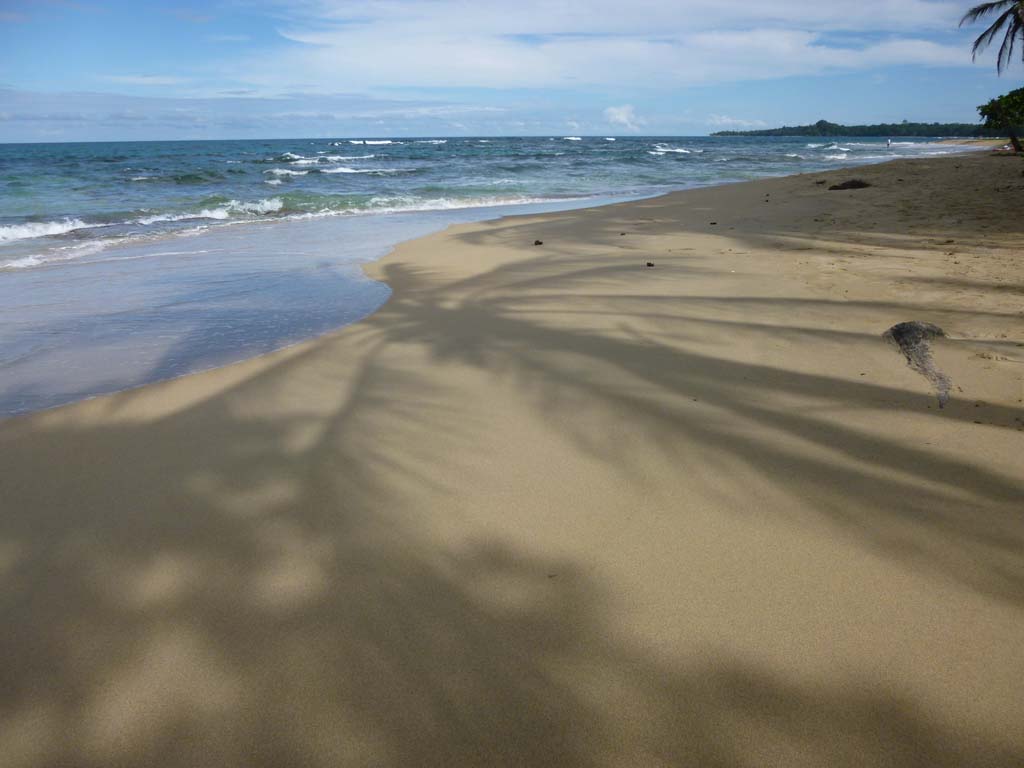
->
1 152 1022 767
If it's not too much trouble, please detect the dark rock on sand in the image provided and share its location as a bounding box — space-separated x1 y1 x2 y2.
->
829 179 872 191
883 321 952 407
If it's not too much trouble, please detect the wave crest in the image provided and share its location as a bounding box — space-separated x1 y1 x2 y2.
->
0 218 98 243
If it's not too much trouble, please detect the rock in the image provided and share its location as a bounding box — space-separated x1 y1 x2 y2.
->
645 262 655 268
829 179 872 191
534 240 543 246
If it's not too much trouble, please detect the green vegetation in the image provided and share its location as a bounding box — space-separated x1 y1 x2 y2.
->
960 1 1024 74
978 86 1024 151
710 119 1000 137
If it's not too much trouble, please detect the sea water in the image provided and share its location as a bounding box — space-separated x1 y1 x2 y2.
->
0 136 978 415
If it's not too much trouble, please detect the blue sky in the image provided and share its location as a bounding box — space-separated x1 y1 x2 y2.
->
0 0 1020 141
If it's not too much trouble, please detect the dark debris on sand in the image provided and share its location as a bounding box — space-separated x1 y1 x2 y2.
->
883 321 952 407
829 179 872 191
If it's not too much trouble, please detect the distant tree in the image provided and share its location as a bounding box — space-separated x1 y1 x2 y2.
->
960 1 1024 74
978 86 1024 151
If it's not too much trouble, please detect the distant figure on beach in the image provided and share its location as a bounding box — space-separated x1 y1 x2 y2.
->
887 139 892 148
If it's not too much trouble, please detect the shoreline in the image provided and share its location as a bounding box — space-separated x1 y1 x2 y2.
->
0 146 990 420
0 193 636 420
934 137 1009 146
1 151 1022 765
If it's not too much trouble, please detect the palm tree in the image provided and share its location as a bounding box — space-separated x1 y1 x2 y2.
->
960 1 1024 73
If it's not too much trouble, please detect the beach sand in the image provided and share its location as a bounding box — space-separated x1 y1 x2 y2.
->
1 152 1022 767
934 138 1010 147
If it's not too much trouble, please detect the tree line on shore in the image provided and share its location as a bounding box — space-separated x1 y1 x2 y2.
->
709 120 1003 138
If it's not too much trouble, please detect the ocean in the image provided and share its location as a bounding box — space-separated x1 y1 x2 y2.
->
0 135 977 415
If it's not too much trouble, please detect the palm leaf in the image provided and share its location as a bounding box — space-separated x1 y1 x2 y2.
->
994 13 1021 70
960 0 1015 26
968 7 1017 60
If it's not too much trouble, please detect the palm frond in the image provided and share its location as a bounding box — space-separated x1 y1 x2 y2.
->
969 7 1018 58
960 0 1015 27
995 14 1021 70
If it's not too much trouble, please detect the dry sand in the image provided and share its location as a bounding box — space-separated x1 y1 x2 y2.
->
1 152 1022 767
934 138 1010 147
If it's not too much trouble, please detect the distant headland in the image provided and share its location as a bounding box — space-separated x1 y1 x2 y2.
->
710 119 1001 138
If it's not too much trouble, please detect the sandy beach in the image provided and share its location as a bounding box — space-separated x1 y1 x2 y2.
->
1 151 1022 766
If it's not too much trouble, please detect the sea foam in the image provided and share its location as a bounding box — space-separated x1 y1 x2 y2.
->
137 198 283 225
0 218 99 243
320 167 416 174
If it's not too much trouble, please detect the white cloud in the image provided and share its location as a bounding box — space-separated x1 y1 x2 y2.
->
0 87 518 141
102 75 190 86
706 114 767 128
225 0 970 92
604 105 645 131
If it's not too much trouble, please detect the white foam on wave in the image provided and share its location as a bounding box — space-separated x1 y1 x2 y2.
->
279 152 304 160
350 140 401 145
265 168 308 176
651 144 691 154
416 139 447 144
0 238 116 270
824 153 849 160
604 137 616 141
1 255 44 269
320 167 416 175
265 179 283 186
563 136 582 141
0 218 101 243
311 154 375 162
137 198 283 225
295 154 377 165
361 194 583 215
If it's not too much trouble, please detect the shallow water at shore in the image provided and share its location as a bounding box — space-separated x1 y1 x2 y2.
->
0 196 612 416
0 136 984 416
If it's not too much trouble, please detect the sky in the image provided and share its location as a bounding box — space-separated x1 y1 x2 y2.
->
0 0 1021 141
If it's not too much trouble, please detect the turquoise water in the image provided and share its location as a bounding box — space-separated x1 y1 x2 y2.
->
0 136 976 415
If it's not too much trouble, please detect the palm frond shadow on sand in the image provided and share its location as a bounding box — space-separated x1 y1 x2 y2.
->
1 184 1023 764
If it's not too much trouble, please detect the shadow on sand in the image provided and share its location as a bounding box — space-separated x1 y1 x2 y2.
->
1 174 1022 766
